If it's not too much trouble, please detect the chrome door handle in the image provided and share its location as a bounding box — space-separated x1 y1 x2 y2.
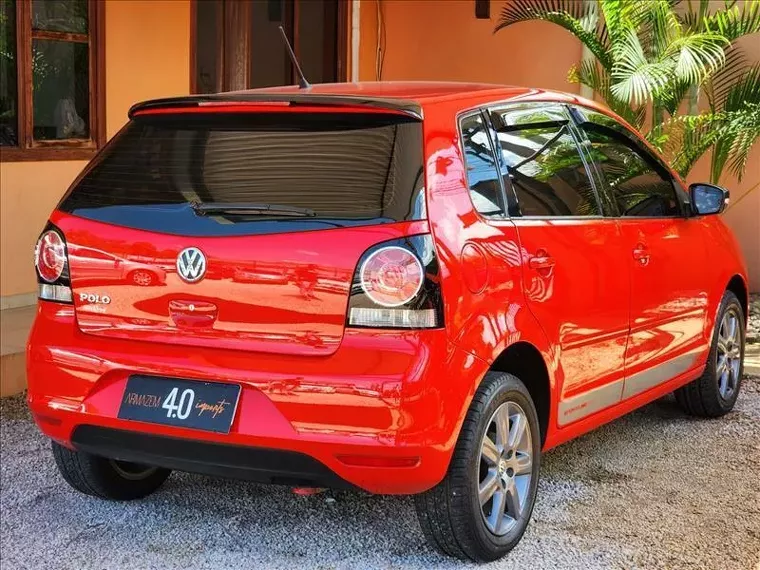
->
632 243 650 265
529 255 556 270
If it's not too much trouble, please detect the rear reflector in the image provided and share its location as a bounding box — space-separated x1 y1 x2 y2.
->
348 307 437 328
38 284 73 303
336 454 420 468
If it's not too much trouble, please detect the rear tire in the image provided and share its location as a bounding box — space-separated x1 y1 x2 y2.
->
414 372 541 562
675 291 745 417
52 441 171 500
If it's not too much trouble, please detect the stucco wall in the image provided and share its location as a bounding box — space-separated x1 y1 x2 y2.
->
358 0 583 92
0 0 190 301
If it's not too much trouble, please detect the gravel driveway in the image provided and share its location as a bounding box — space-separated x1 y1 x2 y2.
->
3 376 759 570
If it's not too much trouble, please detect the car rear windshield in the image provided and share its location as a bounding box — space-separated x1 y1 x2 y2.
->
59 111 425 236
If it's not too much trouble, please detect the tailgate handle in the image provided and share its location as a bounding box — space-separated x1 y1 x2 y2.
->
169 300 218 328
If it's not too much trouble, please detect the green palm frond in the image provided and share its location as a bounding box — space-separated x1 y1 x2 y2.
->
682 0 711 31
662 32 728 85
713 65 760 181
495 0 613 69
702 1 760 41
626 0 680 57
611 29 672 104
657 78 691 116
569 58 646 127
662 112 723 176
494 0 759 181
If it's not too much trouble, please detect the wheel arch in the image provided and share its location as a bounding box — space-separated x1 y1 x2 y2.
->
726 273 748 323
488 341 552 447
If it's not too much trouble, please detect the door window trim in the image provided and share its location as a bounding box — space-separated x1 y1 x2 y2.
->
566 104 690 219
484 102 607 220
456 109 510 221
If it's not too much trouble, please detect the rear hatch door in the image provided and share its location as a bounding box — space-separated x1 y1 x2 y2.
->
56 106 425 356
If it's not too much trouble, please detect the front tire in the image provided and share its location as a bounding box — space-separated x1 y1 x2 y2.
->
52 442 171 500
414 372 541 562
675 290 745 417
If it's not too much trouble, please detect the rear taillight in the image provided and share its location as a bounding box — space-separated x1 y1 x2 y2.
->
347 234 443 329
34 225 72 303
360 246 424 307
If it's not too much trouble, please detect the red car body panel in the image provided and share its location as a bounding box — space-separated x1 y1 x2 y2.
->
27 82 749 494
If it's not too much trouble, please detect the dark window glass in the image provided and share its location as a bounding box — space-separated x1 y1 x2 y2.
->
32 0 88 34
0 0 17 146
581 123 681 217
494 107 599 217
59 113 425 236
460 114 505 218
32 39 89 140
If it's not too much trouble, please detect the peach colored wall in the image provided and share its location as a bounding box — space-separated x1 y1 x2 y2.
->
359 0 583 91
358 0 758 290
0 0 190 299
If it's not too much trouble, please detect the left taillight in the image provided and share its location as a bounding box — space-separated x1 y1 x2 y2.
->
346 234 444 329
34 225 72 303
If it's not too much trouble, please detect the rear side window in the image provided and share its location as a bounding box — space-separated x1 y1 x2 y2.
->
578 115 681 217
460 114 506 218
59 112 425 236
492 105 600 217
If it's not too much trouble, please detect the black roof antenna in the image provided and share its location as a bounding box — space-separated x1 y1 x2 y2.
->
278 26 310 89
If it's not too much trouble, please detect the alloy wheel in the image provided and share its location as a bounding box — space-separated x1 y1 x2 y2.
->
716 307 742 400
132 271 153 286
478 401 533 536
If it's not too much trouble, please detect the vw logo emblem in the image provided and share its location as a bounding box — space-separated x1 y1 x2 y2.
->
176 247 207 283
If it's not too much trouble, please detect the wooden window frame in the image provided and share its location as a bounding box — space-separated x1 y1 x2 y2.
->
1 0 105 162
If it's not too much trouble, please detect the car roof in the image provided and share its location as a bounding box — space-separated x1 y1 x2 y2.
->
128 81 607 121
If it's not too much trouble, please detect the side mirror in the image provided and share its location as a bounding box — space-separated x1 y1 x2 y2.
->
689 183 729 215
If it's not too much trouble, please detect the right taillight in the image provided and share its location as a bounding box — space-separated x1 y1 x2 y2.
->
347 234 443 329
34 225 72 303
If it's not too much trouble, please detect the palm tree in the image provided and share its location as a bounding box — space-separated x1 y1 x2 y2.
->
495 0 760 182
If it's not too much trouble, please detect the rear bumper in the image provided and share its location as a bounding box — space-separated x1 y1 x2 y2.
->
27 302 487 494
71 425 359 490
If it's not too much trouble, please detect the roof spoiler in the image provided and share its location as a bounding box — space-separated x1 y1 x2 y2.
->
128 93 423 120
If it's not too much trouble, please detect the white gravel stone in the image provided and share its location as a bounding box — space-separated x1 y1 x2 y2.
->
2 378 759 570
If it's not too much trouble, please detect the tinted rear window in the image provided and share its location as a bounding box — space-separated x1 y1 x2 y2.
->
59 112 425 236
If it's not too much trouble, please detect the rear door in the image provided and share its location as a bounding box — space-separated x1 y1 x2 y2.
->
55 108 426 356
573 109 709 398
487 102 630 427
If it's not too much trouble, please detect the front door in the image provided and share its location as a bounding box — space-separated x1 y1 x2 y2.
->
192 0 346 93
574 110 710 399
488 103 630 427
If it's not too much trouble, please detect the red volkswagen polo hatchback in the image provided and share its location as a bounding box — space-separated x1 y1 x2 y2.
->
27 82 748 562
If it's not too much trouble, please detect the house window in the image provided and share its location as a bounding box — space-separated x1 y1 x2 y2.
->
192 0 346 94
0 0 105 161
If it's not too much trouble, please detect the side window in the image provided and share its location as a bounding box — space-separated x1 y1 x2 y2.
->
491 105 600 217
460 114 506 218
578 113 682 217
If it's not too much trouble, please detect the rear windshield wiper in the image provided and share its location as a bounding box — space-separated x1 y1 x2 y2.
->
191 202 316 217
